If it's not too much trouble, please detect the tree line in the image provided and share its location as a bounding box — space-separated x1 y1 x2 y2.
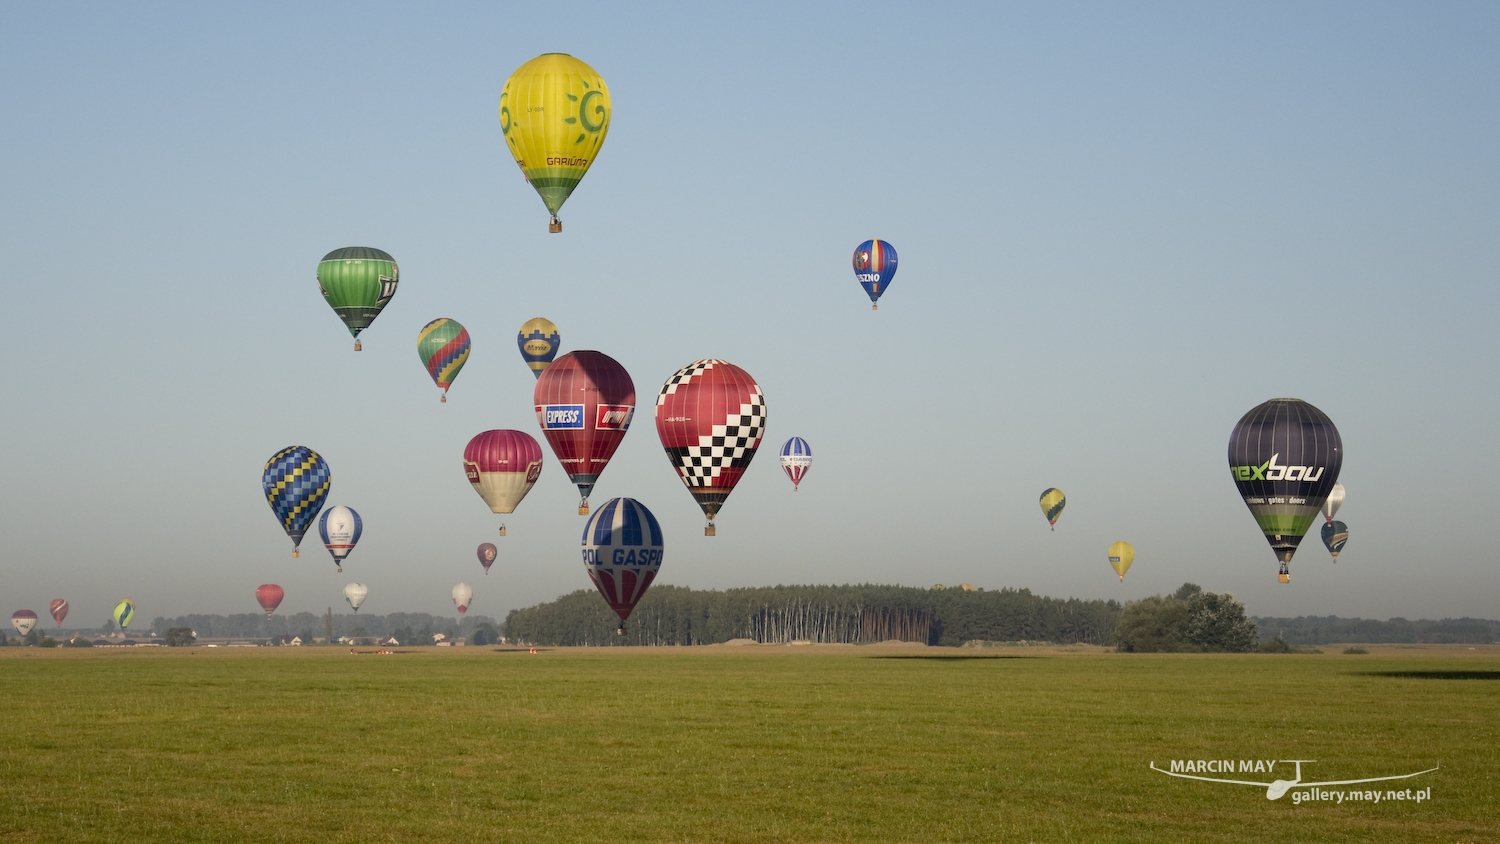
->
502 584 1124 647
1253 615 1500 645
147 611 501 643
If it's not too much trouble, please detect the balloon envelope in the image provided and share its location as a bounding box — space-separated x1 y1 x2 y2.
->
477 543 497 574
1107 542 1134 580
581 498 663 624
464 431 543 515
500 54 611 225
11 610 37 636
113 599 135 630
1321 520 1349 560
48 600 68 627
517 318 561 379
852 239 898 308
256 584 284 618
655 360 766 529
1323 483 1345 522
316 247 399 345
1228 399 1343 570
1039 488 1066 528
344 583 368 612
779 437 812 490
452 583 473 616
263 446 331 556
417 318 471 398
534 351 635 512
318 505 363 571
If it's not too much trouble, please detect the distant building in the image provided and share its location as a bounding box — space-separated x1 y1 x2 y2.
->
289 636 303 646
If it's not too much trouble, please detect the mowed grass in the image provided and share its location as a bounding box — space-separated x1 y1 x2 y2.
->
0 645 1496 843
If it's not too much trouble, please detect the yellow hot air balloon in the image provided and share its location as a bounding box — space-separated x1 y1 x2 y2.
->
1107 541 1134 581
1039 488 1065 530
499 53 611 232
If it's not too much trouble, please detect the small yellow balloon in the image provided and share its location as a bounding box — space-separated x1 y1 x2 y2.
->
1107 541 1134 581
1039 488 1065 529
499 54 611 230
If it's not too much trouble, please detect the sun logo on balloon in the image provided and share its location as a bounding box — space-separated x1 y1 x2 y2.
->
561 80 607 147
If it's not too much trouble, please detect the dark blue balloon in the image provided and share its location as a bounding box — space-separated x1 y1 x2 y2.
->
1321 520 1349 559
852 239 898 308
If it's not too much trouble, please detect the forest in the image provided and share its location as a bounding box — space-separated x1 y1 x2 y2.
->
1253 615 1500 645
145 611 501 643
502 584 1124 647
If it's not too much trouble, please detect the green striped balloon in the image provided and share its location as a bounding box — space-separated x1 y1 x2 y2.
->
316 247 399 349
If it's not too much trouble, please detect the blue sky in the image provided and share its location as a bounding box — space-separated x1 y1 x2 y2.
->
1 2 1496 625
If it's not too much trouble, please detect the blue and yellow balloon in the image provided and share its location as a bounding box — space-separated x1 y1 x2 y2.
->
517 318 560 379
263 446 331 557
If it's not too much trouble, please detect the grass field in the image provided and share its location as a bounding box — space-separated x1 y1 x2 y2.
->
0 644 1495 843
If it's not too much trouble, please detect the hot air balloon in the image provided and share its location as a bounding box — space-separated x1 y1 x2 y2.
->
318 505 362 572
1107 541 1134 581
48 600 68 628
255 584 284 619
852 239 898 310
344 583 368 613
10 610 37 637
500 54 611 232
113 599 135 630
1323 483 1345 522
452 583 473 617
1321 520 1349 562
655 360 767 535
416 318 471 402
464 430 543 534
1039 488 1066 530
581 498 663 635
263 446 331 558
534 351 635 514
517 318 561 379
1228 399 1343 583
779 437 811 491
316 247 399 350
477 543 497 575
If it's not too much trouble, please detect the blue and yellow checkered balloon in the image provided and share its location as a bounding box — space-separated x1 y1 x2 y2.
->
263 446 331 556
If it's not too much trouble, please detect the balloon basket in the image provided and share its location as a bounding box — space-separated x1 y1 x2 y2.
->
705 524 716 537
440 395 447 403
354 341 362 351
1278 563 1291 584
578 500 589 515
549 217 562 233
616 625 626 637
337 566 342 573
291 550 299 558
871 304 878 311
498 526 507 537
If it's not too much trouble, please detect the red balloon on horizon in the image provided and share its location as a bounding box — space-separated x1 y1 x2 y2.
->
256 584 284 619
49 599 68 627
533 350 636 515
